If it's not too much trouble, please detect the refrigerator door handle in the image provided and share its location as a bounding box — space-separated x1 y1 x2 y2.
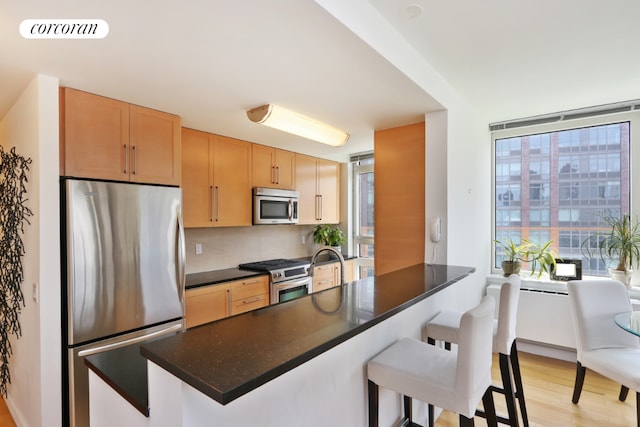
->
176 208 186 305
77 323 183 358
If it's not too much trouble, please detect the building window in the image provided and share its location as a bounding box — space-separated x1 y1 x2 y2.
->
493 118 632 277
351 153 374 279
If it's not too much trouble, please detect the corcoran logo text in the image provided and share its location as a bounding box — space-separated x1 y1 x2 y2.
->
20 19 109 39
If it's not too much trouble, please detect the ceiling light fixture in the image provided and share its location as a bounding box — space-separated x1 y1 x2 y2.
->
246 104 349 147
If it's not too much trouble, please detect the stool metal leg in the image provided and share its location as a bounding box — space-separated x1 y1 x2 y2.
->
368 380 379 427
620 385 630 402
482 387 498 427
403 395 412 425
428 404 434 427
459 414 475 427
499 353 519 427
510 342 529 427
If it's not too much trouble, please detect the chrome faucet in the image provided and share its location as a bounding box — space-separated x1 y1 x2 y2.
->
309 246 346 286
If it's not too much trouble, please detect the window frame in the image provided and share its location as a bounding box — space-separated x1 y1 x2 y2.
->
491 109 640 276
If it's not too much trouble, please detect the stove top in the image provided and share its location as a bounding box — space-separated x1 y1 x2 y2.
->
239 258 310 283
238 258 308 272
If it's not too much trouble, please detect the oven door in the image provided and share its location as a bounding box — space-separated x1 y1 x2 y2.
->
271 276 312 304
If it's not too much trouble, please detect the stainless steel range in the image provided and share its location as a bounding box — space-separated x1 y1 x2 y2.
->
239 258 312 304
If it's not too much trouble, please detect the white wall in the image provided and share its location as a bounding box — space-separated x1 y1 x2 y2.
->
0 74 61 427
316 0 491 311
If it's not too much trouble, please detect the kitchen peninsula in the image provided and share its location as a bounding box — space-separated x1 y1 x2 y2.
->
87 263 476 427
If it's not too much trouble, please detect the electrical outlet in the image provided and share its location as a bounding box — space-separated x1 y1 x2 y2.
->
301 234 306 245
32 283 39 303
195 243 203 255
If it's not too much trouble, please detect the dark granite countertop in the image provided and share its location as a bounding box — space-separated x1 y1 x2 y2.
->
185 255 358 289
186 268 267 289
84 331 181 416
141 263 475 406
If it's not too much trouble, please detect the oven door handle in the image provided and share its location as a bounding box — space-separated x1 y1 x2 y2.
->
276 276 312 288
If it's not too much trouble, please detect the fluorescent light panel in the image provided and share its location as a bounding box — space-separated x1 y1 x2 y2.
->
247 104 349 147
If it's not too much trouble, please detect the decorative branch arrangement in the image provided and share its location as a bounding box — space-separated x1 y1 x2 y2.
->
0 146 32 397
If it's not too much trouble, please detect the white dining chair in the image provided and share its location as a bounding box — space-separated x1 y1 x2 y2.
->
567 279 640 427
367 296 497 427
423 274 527 427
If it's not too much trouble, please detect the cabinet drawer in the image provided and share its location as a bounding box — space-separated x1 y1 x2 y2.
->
313 278 335 293
230 276 269 301
231 293 269 315
313 264 335 281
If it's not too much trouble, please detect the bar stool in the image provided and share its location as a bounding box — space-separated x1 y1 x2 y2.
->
423 275 528 427
367 296 497 427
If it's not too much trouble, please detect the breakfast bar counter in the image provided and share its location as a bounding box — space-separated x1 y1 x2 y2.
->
142 264 473 402
89 263 477 427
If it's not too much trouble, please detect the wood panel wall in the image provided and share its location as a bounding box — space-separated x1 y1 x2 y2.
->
374 122 425 275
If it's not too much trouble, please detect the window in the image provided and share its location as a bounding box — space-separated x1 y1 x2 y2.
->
493 115 633 277
351 153 374 279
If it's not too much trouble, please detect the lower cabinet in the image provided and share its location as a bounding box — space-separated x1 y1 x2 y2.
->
185 276 269 327
312 264 336 293
312 259 356 293
185 283 230 328
230 276 270 315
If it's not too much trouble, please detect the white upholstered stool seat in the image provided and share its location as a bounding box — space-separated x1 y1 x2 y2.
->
423 274 527 427
367 296 498 427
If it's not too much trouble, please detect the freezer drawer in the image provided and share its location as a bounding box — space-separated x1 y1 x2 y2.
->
66 320 183 427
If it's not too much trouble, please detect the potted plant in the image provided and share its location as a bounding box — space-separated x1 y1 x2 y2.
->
495 238 557 278
581 214 640 286
312 224 346 250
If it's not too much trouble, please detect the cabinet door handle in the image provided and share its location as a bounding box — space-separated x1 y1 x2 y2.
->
209 185 216 222
214 186 220 222
123 144 129 174
242 296 262 304
242 279 261 285
132 145 137 175
315 195 323 220
272 166 276 184
275 166 280 184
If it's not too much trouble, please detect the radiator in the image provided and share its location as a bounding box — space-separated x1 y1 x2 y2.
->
487 284 640 350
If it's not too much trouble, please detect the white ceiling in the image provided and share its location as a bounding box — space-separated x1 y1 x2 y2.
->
1 0 639 161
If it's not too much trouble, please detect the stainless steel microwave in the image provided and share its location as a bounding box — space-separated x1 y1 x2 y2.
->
253 187 299 224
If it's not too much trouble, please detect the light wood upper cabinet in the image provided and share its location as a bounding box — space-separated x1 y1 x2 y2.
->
211 134 252 227
129 105 181 185
252 144 295 189
61 87 130 181
60 87 181 185
181 128 252 228
181 128 212 227
295 154 340 224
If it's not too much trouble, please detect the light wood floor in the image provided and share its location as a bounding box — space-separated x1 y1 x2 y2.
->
0 351 635 427
437 351 636 427
0 397 15 427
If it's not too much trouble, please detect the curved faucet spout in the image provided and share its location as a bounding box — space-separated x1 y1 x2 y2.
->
309 246 346 286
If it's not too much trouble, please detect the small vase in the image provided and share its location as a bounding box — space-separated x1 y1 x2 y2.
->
502 260 521 277
609 268 633 287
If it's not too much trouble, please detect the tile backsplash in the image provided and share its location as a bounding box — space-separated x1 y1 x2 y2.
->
185 224 317 273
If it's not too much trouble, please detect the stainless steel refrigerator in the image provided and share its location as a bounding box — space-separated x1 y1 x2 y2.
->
61 178 185 427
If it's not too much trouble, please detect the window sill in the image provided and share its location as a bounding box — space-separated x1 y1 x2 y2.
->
487 273 640 300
